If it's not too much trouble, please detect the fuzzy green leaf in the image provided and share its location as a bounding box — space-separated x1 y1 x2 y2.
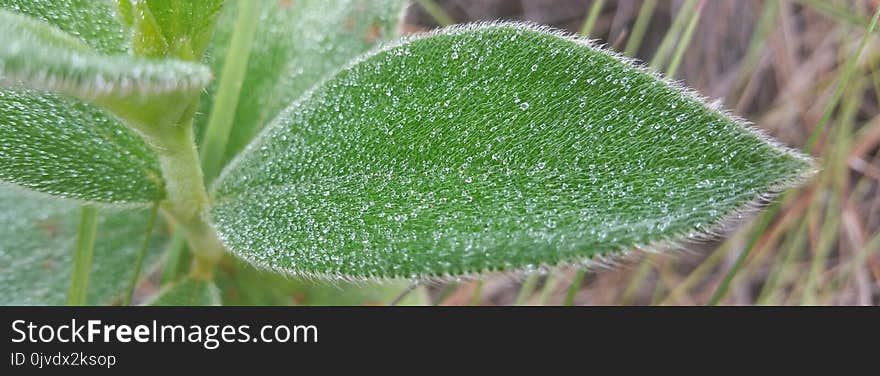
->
197 0 406 169
0 90 164 202
0 10 212 105
0 186 168 305
211 23 814 279
0 1 165 203
146 277 221 306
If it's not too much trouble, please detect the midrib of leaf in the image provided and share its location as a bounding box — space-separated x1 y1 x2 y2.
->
66 205 98 306
200 0 261 183
707 7 880 305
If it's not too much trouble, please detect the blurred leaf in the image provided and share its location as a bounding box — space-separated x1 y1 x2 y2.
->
197 0 405 170
0 186 167 305
117 0 224 60
0 1 163 203
216 258 427 305
1 0 129 54
211 24 813 279
146 277 221 306
0 10 212 105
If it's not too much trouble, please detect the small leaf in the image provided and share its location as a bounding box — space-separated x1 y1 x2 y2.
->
0 186 168 305
211 23 814 279
118 0 225 60
197 0 406 168
0 10 212 104
146 277 221 306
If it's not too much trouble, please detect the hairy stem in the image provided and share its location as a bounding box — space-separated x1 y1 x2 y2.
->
66 206 98 306
151 121 224 279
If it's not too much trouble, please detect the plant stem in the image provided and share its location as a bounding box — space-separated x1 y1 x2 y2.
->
123 201 160 305
153 121 224 279
66 206 98 306
579 0 606 38
200 0 261 183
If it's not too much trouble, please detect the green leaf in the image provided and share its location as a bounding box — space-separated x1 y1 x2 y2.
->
211 23 814 279
146 277 221 306
0 90 163 202
1 0 129 54
216 258 428 305
0 10 212 103
197 0 406 170
117 0 224 60
0 186 168 305
0 2 164 203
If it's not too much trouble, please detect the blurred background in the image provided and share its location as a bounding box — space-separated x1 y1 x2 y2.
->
382 0 879 305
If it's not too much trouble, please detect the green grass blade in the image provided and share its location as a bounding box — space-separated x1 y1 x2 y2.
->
515 274 540 305
624 0 658 57
649 0 698 70
579 0 607 38
563 269 586 305
804 7 880 153
198 0 406 177
123 201 160 306
415 0 454 26
200 0 261 183
664 0 704 78
66 206 98 306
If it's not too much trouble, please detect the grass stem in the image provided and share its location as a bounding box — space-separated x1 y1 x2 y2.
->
66 206 98 306
623 0 657 57
580 0 607 38
123 201 160 306
200 0 261 183
415 0 454 26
